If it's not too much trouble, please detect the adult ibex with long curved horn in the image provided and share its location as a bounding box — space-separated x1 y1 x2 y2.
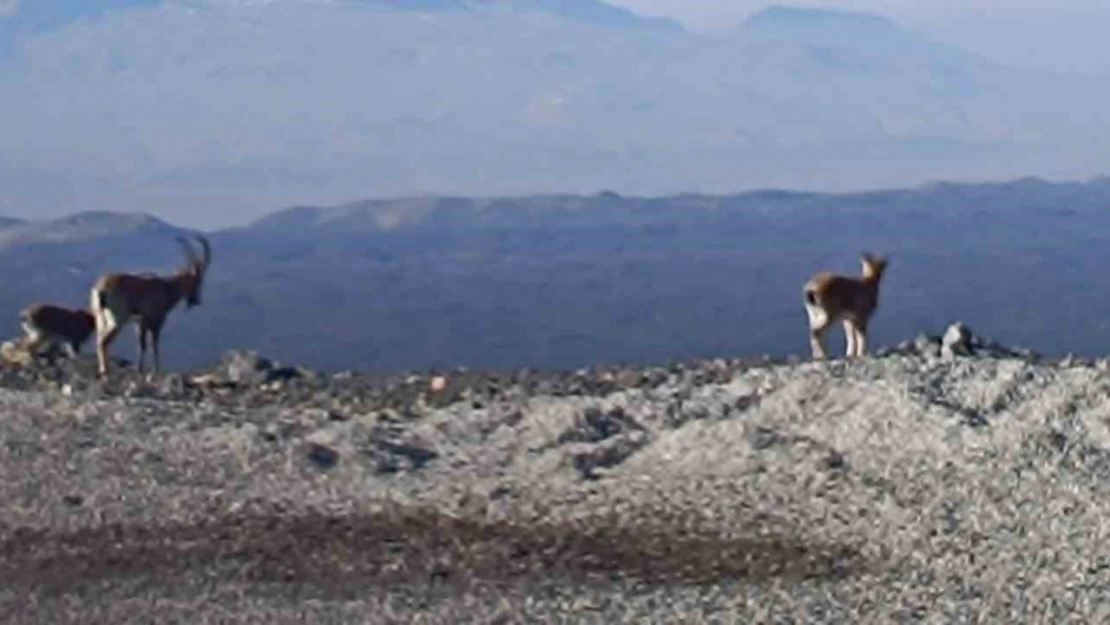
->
90 235 212 377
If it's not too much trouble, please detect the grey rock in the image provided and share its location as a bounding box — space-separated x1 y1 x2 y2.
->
942 322 973 357
221 350 293 386
371 438 438 474
569 432 650 481
305 442 340 470
557 405 643 445
160 373 187 396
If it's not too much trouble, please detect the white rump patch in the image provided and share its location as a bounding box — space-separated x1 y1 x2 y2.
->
804 303 828 329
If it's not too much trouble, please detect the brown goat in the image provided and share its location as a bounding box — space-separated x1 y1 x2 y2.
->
90 235 212 377
802 252 890 359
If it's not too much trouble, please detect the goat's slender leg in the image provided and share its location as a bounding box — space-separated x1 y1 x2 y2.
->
135 323 148 372
805 300 830 359
842 319 857 358
808 319 830 360
151 322 165 374
96 315 122 378
855 322 868 357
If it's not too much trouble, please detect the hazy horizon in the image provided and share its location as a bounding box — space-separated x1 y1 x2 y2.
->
613 2 1110 78
2 0 1108 228
1 172 1109 232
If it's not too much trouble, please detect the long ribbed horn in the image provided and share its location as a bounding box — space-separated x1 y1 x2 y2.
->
175 236 199 268
194 235 211 269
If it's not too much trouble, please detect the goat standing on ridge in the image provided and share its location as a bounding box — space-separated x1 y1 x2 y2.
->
90 235 212 377
803 252 889 360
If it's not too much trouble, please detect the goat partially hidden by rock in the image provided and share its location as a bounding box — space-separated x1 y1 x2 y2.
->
803 252 890 360
19 303 97 359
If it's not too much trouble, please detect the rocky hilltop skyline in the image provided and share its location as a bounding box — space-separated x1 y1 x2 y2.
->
0 176 1107 374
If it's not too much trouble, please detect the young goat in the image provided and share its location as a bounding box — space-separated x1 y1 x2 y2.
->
90 235 212 377
19 303 97 359
802 252 889 360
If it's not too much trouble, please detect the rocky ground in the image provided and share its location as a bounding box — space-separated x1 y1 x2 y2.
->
3 325 1110 622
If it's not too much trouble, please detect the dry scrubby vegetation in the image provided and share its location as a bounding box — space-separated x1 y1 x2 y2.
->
2 325 1110 621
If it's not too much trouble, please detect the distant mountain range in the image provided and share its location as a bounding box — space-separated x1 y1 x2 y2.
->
0 0 681 40
2 2 1110 226
3 176 1110 373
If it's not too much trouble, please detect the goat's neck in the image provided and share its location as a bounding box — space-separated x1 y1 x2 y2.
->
158 270 192 310
859 274 883 291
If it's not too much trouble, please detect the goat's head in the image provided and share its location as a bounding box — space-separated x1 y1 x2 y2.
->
859 251 889 282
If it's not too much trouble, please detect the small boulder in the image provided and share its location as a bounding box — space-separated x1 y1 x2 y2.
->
0 340 33 366
942 322 973 358
557 406 643 445
222 350 276 385
569 432 650 480
913 334 942 358
160 373 187 396
306 442 340 470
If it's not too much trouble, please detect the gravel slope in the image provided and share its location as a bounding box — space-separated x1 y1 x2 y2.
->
3 345 1110 622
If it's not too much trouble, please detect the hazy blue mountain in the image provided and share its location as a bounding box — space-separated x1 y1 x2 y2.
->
916 11 1110 78
0 0 158 54
361 0 681 30
0 211 185 249
1 3 1109 227
2 177 1110 373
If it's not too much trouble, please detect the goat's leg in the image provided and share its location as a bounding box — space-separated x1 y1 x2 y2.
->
96 317 121 378
135 324 147 373
151 322 165 374
809 323 830 360
841 319 857 358
805 303 831 360
855 323 869 357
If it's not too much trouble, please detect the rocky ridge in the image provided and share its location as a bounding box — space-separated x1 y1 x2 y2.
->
3 323 1110 622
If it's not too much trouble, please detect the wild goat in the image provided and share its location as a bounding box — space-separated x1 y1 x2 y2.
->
802 252 889 360
90 235 212 377
19 303 96 359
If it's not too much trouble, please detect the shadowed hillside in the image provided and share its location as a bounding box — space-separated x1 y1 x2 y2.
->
1 176 1109 374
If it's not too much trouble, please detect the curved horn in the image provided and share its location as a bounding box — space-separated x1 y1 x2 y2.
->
194 235 211 269
175 236 199 268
